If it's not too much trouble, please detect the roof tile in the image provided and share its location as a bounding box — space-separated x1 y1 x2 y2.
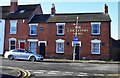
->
29 13 111 23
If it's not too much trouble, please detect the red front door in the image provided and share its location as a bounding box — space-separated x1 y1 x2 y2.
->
20 42 25 49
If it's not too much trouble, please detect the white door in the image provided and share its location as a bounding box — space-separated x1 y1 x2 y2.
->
0 19 5 55
29 42 37 54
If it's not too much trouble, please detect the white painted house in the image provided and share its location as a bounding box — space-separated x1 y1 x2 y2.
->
0 19 5 55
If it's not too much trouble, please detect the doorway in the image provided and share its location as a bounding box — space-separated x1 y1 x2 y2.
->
40 43 45 58
20 42 25 49
75 44 80 60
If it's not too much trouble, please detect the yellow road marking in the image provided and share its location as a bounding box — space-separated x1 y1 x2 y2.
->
107 74 120 76
26 70 31 78
0 66 31 78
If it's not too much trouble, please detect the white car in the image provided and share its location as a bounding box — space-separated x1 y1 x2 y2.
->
4 49 43 62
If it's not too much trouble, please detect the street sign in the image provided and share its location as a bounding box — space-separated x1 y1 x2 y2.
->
73 37 78 43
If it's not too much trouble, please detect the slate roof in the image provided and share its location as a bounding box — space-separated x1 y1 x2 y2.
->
7 4 41 19
29 13 111 23
0 4 41 19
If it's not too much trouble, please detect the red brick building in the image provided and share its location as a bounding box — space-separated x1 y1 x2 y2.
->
3 0 111 60
4 0 43 52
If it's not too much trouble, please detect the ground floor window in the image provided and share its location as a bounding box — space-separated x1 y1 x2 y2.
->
91 39 101 54
29 42 37 54
56 39 65 53
9 38 16 50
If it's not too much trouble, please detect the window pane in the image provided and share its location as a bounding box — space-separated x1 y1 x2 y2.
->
11 46 15 50
11 41 15 45
58 30 63 33
57 24 65 35
11 27 16 31
31 30 36 34
57 43 64 53
58 25 63 29
93 29 98 33
31 25 37 35
92 43 99 53
10 21 17 34
92 24 100 34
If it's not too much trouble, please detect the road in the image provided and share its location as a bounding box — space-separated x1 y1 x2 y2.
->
1 58 119 78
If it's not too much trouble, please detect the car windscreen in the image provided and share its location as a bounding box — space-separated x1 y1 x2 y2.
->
26 50 33 53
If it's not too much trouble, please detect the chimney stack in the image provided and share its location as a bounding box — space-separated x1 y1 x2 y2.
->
10 0 18 13
104 4 108 14
51 3 56 15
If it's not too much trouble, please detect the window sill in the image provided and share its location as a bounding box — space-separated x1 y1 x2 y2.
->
10 32 16 34
56 34 65 36
91 53 100 55
29 35 37 36
56 52 64 54
91 34 100 36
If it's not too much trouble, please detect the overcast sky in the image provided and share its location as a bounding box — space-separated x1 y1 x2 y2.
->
0 0 119 40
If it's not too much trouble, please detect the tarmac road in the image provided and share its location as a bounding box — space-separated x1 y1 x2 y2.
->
1 57 120 78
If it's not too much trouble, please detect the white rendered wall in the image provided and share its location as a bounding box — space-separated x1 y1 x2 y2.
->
0 19 5 54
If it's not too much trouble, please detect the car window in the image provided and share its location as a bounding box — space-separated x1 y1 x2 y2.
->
19 50 25 53
12 49 19 52
12 49 25 53
26 50 33 53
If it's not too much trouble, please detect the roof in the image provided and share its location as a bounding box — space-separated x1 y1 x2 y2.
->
0 4 41 19
0 6 10 19
6 4 41 19
29 13 111 23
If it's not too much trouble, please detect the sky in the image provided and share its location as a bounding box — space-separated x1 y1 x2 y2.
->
0 0 119 40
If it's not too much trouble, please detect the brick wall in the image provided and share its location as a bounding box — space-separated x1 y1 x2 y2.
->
4 21 111 60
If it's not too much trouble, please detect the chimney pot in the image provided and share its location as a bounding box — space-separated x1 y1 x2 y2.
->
51 3 56 15
104 4 108 14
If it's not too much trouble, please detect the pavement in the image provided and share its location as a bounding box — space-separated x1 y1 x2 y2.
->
42 59 120 64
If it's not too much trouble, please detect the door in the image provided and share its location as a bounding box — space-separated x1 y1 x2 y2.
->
40 43 45 58
29 42 37 54
75 44 80 60
18 49 30 60
20 42 25 49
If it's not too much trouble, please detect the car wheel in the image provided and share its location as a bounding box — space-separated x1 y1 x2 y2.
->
29 56 36 62
8 55 14 60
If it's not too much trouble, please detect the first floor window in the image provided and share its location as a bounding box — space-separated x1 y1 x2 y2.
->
29 42 37 54
9 38 16 50
91 22 101 35
29 24 38 35
10 20 17 34
56 23 65 35
56 39 65 53
91 39 101 54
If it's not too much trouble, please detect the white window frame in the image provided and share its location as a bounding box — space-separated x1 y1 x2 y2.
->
91 22 101 35
91 39 101 54
10 20 17 34
56 23 65 35
56 39 65 53
9 38 16 50
29 24 38 35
